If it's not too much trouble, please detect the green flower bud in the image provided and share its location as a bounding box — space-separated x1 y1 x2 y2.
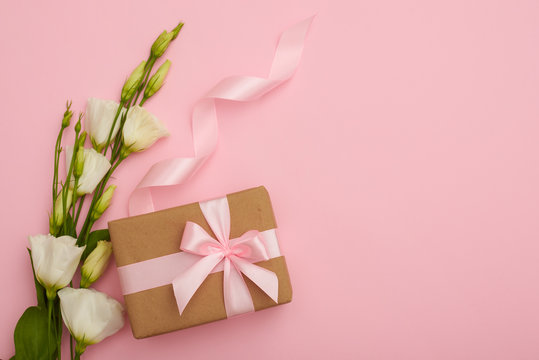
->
171 22 184 40
49 189 73 233
144 60 171 100
77 131 87 149
62 104 73 129
151 31 174 58
91 185 116 221
80 240 113 288
74 148 85 179
121 61 147 102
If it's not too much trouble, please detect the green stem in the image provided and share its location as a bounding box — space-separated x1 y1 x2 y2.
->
51 127 64 233
71 178 79 224
74 341 86 360
70 335 74 360
80 219 95 248
54 301 62 360
109 113 127 162
60 134 79 234
102 102 124 157
132 55 155 104
74 195 86 226
78 158 123 245
78 195 97 245
53 130 63 196
47 300 53 360
110 109 131 162
53 131 63 198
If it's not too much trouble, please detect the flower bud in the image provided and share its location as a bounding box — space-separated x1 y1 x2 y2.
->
74 148 85 179
78 131 87 149
151 31 174 58
121 61 146 102
171 22 184 40
144 60 171 99
91 185 116 221
62 104 73 129
75 113 83 134
80 241 112 288
49 189 73 233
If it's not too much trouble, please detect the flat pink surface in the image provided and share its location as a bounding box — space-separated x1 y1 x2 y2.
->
1 0 539 359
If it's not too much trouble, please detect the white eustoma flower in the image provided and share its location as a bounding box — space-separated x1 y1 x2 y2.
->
58 287 124 351
66 146 111 195
122 105 169 155
29 234 85 299
85 98 126 152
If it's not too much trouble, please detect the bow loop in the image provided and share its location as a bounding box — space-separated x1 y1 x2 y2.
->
172 196 279 317
229 230 270 263
181 221 222 255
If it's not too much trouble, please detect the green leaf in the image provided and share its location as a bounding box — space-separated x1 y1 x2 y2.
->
27 249 46 309
9 355 15 360
14 306 56 360
81 228 110 261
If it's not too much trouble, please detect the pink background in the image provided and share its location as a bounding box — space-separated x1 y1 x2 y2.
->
1 0 539 359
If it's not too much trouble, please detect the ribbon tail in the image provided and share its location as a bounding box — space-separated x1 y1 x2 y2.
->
231 256 279 304
127 17 314 216
172 252 224 315
269 16 315 80
223 258 255 317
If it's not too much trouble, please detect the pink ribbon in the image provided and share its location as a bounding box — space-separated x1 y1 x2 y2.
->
128 16 314 216
116 228 281 296
173 197 278 317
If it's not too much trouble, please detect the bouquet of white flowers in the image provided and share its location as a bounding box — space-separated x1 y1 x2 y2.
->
12 21 183 360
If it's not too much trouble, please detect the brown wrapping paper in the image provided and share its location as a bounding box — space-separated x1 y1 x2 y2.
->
108 186 293 339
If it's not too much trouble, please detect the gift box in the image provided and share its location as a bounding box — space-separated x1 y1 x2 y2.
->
108 186 293 339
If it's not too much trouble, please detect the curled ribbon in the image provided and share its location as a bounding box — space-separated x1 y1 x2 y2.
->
129 16 315 216
173 197 278 317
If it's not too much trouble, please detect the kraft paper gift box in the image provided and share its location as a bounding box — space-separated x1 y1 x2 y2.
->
108 186 293 339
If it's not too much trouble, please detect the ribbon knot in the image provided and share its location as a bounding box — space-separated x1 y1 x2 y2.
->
172 197 279 317
222 247 235 258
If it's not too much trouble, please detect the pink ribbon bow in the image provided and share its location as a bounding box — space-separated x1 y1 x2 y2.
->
172 197 279 317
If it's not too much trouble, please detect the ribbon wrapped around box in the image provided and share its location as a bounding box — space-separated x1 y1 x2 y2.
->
108 186 292 338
